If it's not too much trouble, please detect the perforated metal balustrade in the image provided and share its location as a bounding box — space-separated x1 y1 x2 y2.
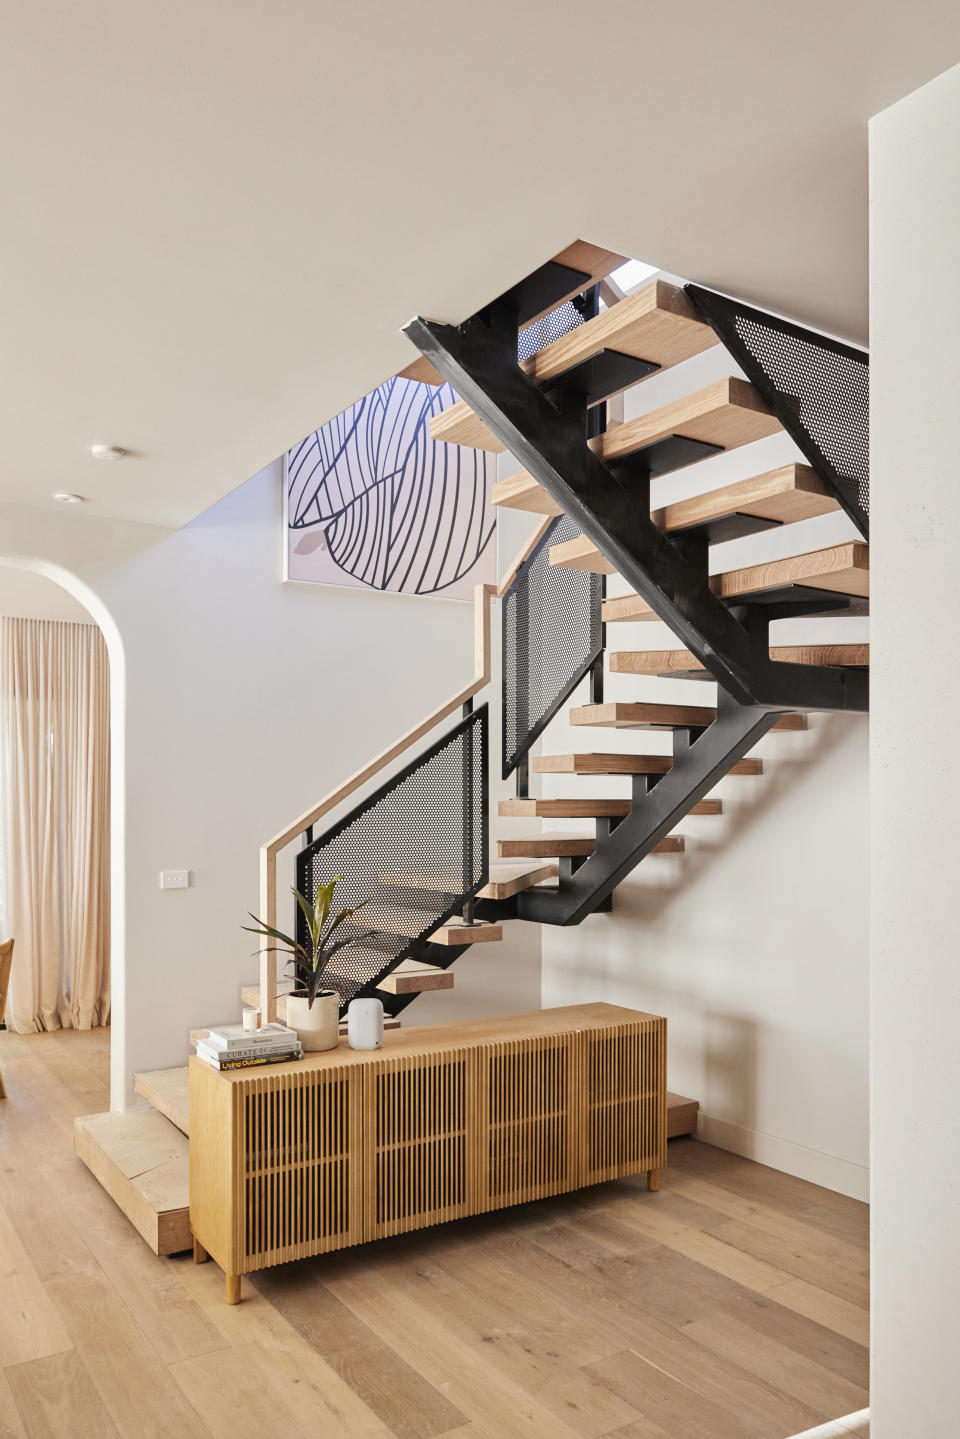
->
686 284 869 535
502 512 603 778
295 705 488 1011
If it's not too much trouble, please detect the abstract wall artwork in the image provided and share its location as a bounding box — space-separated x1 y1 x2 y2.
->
286 376 497 599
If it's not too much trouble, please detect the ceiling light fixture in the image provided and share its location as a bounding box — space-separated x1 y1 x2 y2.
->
89 443 128 461
52 492 86 504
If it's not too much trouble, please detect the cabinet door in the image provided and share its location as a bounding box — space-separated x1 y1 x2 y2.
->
237 1064 363 1270
362 1048 476 1241
478 1033 578 1210
580 1018 666 1184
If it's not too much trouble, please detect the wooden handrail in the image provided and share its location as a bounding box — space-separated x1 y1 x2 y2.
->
257 514 554 1020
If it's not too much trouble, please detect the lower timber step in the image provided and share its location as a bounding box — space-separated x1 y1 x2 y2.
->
667 1092 700 1139
237 982 405 1028
134 1068 189 1135
73 1110 191 1256
570 702 805 732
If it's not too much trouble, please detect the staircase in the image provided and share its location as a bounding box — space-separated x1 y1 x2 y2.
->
250 238 868 1011
75 240 867 1249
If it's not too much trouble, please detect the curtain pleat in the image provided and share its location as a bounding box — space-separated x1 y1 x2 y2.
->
0 618 110 1032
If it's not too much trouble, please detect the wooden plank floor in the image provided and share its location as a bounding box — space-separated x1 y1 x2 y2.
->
0 1027 869 1438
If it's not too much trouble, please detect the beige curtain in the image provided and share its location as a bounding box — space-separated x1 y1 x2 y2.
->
0 618 110 1032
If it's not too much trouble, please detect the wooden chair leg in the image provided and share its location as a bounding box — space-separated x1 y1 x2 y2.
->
647 1168 660 1192
225 1273 241 1304
0 1066 6 1099
192 1238 208 1264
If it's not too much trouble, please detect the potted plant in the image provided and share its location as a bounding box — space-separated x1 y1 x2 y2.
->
243 878 374 1051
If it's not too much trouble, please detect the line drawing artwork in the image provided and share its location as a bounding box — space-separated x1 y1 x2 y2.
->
287 376 497 598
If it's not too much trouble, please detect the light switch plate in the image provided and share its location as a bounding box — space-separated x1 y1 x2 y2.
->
160 870 190 890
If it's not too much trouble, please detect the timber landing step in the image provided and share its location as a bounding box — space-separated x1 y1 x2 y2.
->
73 1110 191 1256
570 701 806 733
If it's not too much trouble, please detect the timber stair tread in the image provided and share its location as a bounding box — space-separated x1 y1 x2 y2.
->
570 701 806 732
364 905 502 945
603 542 869 620
533 752 762 777
498 833 685 859
611 644 870 678
521 279 718 391
377 961 454 996
592 376 781 466
73 1110 191 1256
134 1068 189 1136
500 796 722 817
498 463 836 541
401 241 626 391
382 859 559 901
235 986 402 1031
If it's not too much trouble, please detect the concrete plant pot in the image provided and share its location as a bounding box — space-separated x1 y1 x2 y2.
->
285 990 339 1052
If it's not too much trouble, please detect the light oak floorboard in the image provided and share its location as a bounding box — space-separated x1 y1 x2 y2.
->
0 1369 28 1439
4 1351 119 1439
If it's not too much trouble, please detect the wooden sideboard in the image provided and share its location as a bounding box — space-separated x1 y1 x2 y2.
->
188 1002 666 1301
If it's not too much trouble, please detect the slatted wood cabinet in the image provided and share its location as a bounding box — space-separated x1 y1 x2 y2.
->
189 1003 666 1301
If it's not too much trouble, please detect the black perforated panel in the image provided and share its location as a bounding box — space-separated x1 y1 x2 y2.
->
295 706 487 1011
517 299 585 363
502 514 602 778
686 284 869 532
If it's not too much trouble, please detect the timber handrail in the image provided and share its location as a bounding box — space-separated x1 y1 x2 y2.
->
257 514 554 1020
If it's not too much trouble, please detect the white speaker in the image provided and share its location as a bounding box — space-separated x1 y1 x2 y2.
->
347 997 384 1050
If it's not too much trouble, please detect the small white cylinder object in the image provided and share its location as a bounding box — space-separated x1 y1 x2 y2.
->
348 997 384 1050
241 1006 259 1034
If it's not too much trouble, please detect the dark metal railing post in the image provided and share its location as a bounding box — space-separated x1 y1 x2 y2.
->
462 698 476 926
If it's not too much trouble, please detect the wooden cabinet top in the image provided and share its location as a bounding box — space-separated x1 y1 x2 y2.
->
189 1002 663 1083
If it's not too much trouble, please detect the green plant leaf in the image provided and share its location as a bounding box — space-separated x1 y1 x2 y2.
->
317 898 370 951
291 888 321 950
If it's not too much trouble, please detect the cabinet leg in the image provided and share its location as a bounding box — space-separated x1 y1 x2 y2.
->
225 1273 241 1305
647 1168 660 1192
192 1238 209 1264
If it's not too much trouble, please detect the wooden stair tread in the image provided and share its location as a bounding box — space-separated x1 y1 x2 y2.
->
500 796 721 817
594 376 781 465
478 859 560 899
532 752 761 777
377 961 454 996
604 542 869 620
496 462 836 534
73 1110 191 1256
653 464 837 532
491 470 564 516
570 701 805 733
396 354 445 387
134 1068 189 1136
498 834 684 859
667 1092 700 1139
611 644 870 677
431 400 505 453
430 917 503 946
521 280 718 388
550 533 618 575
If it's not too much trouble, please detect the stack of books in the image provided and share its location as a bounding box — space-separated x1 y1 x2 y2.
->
196 1022 303 1071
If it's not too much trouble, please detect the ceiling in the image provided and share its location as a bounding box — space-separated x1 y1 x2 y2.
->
2 2 959 529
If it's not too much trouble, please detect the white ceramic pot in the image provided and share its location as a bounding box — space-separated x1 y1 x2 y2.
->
284 990 339 1052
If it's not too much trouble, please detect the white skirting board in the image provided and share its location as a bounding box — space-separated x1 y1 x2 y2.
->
697 1112 869 1202
785 1411 869 1438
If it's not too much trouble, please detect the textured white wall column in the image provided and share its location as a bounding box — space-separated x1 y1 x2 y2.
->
871 61 960 1438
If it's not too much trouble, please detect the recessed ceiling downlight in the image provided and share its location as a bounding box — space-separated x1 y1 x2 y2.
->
89 443 127 461
53 492 85 504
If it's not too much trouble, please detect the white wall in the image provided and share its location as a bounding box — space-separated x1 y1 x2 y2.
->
871 61 960 1438
534 322 870 1199
0 465 540 1107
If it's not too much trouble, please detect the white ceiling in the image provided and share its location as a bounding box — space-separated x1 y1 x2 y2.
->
3 2 959 530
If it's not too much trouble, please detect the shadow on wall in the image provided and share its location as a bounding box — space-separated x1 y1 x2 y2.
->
609 712 861 924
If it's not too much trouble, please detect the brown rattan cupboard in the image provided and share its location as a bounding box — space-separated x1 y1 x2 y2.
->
188 1002 666 1301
